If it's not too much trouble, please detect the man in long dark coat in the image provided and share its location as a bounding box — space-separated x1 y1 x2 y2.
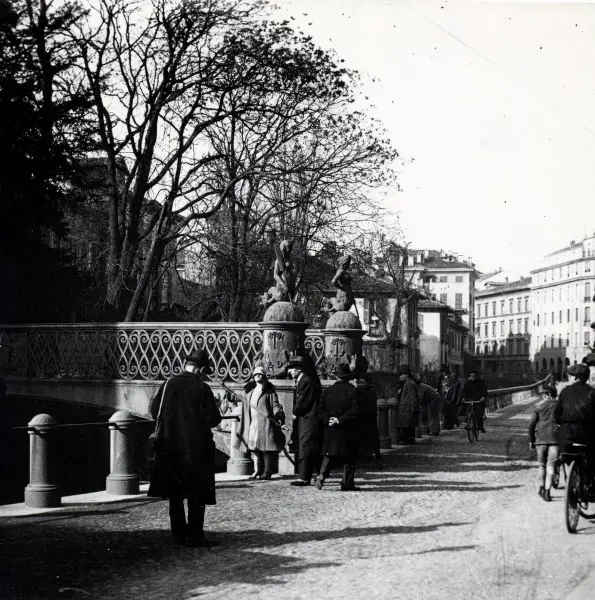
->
288 355 322 486
148 349 222 546
315 362 360 491
396 365 419 444
555 363 595 457
353 356 382 468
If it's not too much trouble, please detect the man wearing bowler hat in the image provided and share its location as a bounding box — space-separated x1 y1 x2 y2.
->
149 349 222 546
287 355 322 486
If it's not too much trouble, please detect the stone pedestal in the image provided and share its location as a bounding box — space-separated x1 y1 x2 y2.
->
377 399 391 449
259 302 308 378
387 397 399 446
322 311 365 377
226 407 254 476
106 411 139 495
25 414 61 508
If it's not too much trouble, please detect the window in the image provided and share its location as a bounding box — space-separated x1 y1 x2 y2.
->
576 307 579 321
517 298 522 312
576 262 579 275
585 282 591 300
439 276 447 283
500 321 505 335
517 319 522 334
559 267 563 279
559 311 562 324
509 299 514 314
524 318 529 333
537 314 540 326
575 332 579 346
524 297 529 311
536 336 540 349
484 303 488 315
587 261 592 273
484 323 488 337
492 301 496 316
455 275 463 283
551 289 555 302
544 337 548 349
501 300 505 314
509 319 514 334
559 287 562 301
492 322 496 336
558 335 563 348
476 325 480 335
585 331 590 346
566 333 570 346
567 309 571 323
477 304 481 318
544 313 547 326
551 311 554 323
455 293 463 309
585 306 591 323
567 265 570 277
440 293 448 305
476 345 481 354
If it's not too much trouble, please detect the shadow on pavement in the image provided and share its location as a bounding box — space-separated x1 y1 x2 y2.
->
408 544 477 555
0 514 470 599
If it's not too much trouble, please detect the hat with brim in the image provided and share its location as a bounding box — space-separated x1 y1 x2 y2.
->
287 356 305 369
253 365 266 376
336 363 353 379
398 364 411 376
184 349 213 374
570 363 590 378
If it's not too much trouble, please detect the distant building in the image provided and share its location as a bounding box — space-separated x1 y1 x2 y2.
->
404 249 479 355
474 277 533 385
418 298 468 378
530 235 595 377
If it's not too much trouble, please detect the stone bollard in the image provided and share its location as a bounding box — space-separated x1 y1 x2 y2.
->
25 414 61 508
106 411 139 495
387 397 399 446
377 398 391 449
226 409 254 476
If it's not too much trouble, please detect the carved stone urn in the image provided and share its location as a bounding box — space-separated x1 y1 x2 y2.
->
258 301 308 378
322 310 365 378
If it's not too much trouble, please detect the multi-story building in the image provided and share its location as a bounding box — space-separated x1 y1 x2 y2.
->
474 277 533 386
404 250 479 354
418 298 468 377
530 235 595 377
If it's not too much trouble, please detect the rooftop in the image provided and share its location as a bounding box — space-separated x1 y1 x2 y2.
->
475 276 532 298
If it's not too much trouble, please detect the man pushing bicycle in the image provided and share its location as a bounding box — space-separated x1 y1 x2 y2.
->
460 370 488 434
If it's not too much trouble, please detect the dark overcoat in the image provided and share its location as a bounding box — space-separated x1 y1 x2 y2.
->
554 381 595 447
528 398 559 445
234 381 286 453
396 377 419 429
354 377 379 452
318 380 359 458
292 373 322 461
148 372 222 503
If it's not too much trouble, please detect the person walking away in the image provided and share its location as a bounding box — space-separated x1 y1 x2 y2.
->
460 370 488 433
396 365 419 444
353 356 382 468
315 363 360 491
148 350 222 547
528 386 559 502
554 363 595 479
234 364 285 480
288 355 322 486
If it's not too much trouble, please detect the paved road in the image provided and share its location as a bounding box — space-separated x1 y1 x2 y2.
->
1 399 595 600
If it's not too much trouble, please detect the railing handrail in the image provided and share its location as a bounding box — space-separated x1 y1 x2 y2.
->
0 322 262 330
487 376 549 396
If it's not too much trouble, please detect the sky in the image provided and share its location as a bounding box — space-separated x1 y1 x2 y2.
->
275 0 595 277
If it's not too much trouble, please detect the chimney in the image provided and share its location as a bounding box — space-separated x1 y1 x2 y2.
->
424 249 429 259
416 251 423 264
570 240 575 246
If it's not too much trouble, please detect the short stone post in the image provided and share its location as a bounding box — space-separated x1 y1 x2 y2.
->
25 414 61 508
377 398 391 449
106 411 139 495
226 409 254 476
387 397 399 446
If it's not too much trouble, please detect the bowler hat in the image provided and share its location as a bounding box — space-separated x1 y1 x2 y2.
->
287 355 306 369
184 349 213 373
336 363 353 379
570 363 590 378
398 364 412 376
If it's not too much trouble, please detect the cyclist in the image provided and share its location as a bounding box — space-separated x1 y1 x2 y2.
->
554 363 595 471
460 370 488 434
528 385 559 502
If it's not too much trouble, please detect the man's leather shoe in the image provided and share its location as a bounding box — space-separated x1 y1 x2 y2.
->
261 472 272 480
315 475 324 490
543 489 552 502
480 427 486 434
290 480 310 487
340 484 361 491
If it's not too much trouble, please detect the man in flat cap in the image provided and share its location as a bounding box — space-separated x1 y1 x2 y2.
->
555 363 595 459
148 349 222 546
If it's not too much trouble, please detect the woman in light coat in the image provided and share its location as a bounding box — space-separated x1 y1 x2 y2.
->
234 365 285 480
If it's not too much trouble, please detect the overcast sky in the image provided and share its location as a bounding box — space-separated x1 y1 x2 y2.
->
275 0 595 276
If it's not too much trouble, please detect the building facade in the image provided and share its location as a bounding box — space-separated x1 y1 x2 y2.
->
530 235 595 377
404 250 479 354
474 277 533 386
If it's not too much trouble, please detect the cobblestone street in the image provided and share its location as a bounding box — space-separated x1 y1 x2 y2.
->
2 399 595 600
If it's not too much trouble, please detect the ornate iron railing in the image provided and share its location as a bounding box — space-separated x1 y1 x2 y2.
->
0 324 325 383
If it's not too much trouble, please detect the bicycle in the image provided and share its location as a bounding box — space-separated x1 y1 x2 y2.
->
462 400 484 443
560 443 595 533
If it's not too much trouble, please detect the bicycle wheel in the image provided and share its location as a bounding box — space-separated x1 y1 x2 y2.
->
552 463 560 489
473 419 479 442
467 414 475 444
565 461 581 533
